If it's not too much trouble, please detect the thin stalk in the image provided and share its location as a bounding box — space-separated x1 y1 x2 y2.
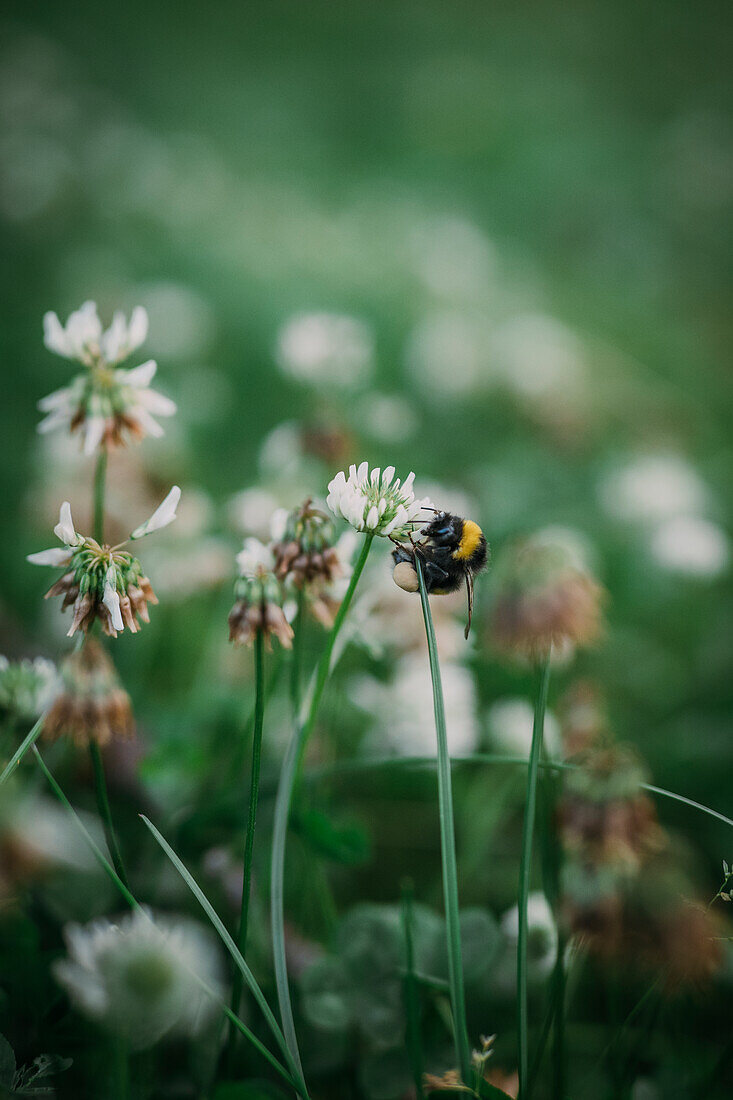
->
33 747 302 1093
93 445 107 543
401 882 425 1099
551 932 567 1100
414 555 471 1083
270 533 373 1084
517 652 552 1098
0 713 45 784
226 629 266 1061
289 589 306 720
88 445 130 889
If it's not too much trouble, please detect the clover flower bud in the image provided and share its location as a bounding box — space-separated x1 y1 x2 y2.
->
38 301 176 454
491 534 605 660
43 640 134 746
28 495 178 637
271 498 350 628
228 538 294 650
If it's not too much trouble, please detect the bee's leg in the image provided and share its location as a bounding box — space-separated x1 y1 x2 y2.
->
421 560 451 590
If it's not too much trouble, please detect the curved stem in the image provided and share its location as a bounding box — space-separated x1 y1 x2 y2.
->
226 629 266 1063
270 533 373 1086
517 652 552 1097
0 713 45 785
415 555 471 1082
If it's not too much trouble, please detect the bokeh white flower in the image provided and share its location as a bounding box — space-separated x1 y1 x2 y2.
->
352 654 479 757
487 697 562 759
235 537 275 578
599 454 709 524
500 892 557 979
276 311 374 387
0 657 61 720
39 301 176 454
53 909 222 1049
327 462 432 537
650 515 729 579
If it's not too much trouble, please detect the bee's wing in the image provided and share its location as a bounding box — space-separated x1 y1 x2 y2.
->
464 569 474 639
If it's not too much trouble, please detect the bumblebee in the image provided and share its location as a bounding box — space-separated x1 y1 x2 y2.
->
391 511 489 638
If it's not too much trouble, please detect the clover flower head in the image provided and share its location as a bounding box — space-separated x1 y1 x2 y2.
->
53 908 222 1049
39 301 176 454
327 462 432 538
0 656 61 721
27 489 180 638
229 537 293 650
44 640 134 746
270 499 348 628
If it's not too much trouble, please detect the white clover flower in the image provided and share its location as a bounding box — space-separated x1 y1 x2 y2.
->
0 656 61 720
501 892 557 979
327 462 432 538
53 909 223 1049
38 301 176 454
27 492 180 638
235 537 275 579
276 311 374 387
650 515 730 579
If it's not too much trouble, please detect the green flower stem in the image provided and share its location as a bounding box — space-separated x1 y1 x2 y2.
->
88 443 130 891
289 589 306 720
93 445 107 543
33 745 303 1095
517 651 552 1098
414 555 471 1083
226 628 266 1062
0 713 45 785
270 532 373 1085
89 739 130 890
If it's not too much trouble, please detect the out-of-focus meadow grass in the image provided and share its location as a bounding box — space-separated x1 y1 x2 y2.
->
1 1 732 1097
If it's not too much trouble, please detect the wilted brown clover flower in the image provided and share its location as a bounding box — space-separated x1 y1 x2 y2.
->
27 491 180 638
491 534 604 660
228 539 294 650
272 498 345 627
44 639 134 746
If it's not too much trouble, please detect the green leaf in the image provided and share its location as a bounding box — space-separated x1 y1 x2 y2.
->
0 1035 15 1088
291 807 369 864
477 1080 515 1099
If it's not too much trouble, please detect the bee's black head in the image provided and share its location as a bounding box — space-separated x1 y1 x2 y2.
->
421 511 463 548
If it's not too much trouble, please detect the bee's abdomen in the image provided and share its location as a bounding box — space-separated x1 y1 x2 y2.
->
452 520 485 563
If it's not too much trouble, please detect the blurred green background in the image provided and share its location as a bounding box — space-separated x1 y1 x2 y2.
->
1 1 732 1095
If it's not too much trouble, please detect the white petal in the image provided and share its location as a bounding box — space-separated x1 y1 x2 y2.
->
54 502 77 545
101 311 127 364
103 568 124 631
82 416 107 456
366 506 379 529
130 407 165 438
38 385 74 412
357 460 369 483
382 465 395 488
43 312 72 358
402 471 415 497
27 547 73 567
127 306 148 350
121 359 158 388
370 467 380 485
130 486 181 540
37 408 72 434
135 388 177 416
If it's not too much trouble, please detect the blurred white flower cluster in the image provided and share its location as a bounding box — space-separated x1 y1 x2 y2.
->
352 654 479 757
39 301 176 455
327 462 432 537
276 312 374 388
0 656 60 720
53 909 222 1049
599 453 729 579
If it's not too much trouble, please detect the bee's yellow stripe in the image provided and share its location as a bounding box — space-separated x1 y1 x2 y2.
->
453 520 482 561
